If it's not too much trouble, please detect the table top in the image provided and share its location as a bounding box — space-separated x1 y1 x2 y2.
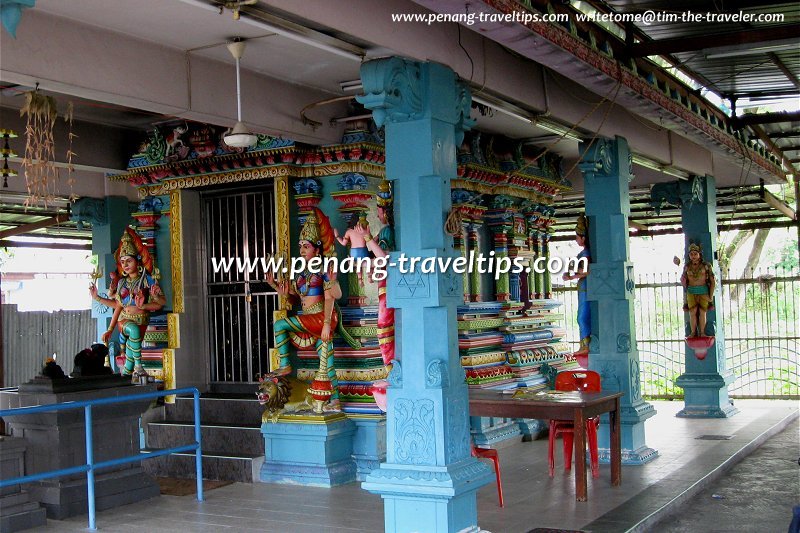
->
468 389 624 419
469 389 623 408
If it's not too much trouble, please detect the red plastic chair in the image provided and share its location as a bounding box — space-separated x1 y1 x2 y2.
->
472 444 504 507
548 370 601 479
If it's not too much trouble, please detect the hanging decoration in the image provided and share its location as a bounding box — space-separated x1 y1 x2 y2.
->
1 128 17 188
18 87 76 205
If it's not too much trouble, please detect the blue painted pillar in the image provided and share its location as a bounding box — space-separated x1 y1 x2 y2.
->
676 176 737 417
72 196 134 355
580 137 658 465
358 58 493 533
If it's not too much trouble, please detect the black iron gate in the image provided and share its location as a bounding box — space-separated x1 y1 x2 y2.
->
203 186 277 385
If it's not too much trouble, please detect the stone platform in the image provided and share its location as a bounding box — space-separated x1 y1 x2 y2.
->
0 379 160 520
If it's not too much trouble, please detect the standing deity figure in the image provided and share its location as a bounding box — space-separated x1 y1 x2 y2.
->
267 208 350 413
681 243 716 338
355 180 395 412
358 179 395 366
563 215 591 362
334 212 370 286
90 227 165 382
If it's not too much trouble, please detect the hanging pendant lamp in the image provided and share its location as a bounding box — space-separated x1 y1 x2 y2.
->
223 38 258 149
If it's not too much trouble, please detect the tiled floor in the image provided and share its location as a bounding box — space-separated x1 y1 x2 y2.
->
29 400 798 533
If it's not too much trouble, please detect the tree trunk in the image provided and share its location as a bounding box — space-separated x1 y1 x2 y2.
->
731 228 770 304
719 229 754 278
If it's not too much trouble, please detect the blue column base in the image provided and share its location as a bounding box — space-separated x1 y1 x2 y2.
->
676 371 738 419
598 445 659 465
596 402 659 465
518 418 546 441
350 416 386 481
362 459 494 533
260 414 357 487
470 416 521 447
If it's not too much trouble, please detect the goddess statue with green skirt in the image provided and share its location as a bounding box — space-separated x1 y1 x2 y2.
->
90 227 165 382
267 208 358 413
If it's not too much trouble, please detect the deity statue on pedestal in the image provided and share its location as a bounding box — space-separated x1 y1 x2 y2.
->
90 227 165 383
266 208 350 413
681 243 716 337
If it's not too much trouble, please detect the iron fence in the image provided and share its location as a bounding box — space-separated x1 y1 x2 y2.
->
552 267 800 399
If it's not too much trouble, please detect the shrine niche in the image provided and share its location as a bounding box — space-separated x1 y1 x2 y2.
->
106 118 582 481
454 131 576 445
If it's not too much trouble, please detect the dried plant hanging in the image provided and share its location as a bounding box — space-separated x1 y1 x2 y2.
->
64 101 77 200
20 88 59 207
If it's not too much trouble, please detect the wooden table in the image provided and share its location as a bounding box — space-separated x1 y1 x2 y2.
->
469 389 623 502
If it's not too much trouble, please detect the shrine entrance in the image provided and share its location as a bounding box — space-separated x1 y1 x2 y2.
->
202 185 278 390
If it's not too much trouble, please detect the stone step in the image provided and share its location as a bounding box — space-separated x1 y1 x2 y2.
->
146 421 264 456
167 395 264 425
141 449 264 483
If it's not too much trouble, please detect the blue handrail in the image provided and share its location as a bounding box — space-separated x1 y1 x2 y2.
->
0 387 203 530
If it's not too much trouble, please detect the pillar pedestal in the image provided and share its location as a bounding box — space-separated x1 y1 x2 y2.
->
259 413 357 487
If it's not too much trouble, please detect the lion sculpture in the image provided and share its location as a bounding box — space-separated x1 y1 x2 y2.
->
257 373 312 422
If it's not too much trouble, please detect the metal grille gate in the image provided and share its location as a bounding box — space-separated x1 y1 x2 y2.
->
203 187 278 384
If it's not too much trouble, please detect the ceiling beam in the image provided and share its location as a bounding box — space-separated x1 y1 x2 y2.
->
0 214 71 239
550 219 797 240
767 131 800 139
761 188 797 220
629 24 800 57
731 111 800 129
0 239 91 250
735 89 800 100
769 52 800 91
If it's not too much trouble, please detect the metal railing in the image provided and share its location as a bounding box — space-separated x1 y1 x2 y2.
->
553 267 800 399
0 387 203 530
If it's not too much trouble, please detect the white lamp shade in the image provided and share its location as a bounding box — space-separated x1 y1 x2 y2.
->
224 121 258 148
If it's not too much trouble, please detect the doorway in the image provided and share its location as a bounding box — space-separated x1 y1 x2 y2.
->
202 186 278 390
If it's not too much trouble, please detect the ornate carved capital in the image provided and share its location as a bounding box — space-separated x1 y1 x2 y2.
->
578 138 614 177
454 81 475 146
357 58 423 127
650 176 704 214
70 197 108 226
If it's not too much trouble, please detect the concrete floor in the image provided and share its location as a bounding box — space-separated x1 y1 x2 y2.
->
26 400 799 533
654 417 799 533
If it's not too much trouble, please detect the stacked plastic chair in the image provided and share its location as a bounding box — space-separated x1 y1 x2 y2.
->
548 370 601 479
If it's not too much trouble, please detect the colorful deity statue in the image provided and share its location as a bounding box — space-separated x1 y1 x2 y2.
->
562 214 590 363
681 243 716 338
267 207 354 413
358 179 395 366
90 227 165 382
334 212 371 286
354 180 395 412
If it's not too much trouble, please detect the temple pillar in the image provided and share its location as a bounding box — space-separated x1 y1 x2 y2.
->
580 136 658 465
542 233 553 299
358 58 492 533
651 176 737 418
467 223 482 301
